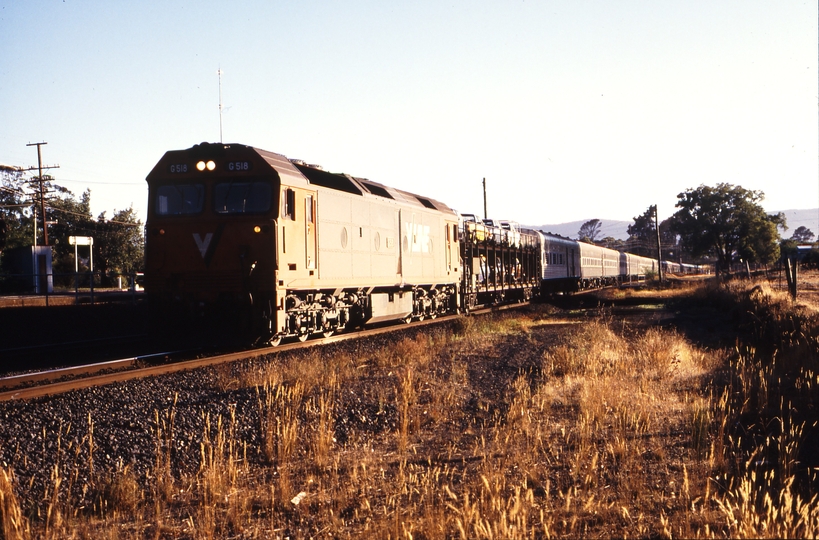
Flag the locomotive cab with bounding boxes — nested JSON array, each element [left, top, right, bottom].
[[146, 143, 312, 341]]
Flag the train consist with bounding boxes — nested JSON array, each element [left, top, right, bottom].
[[145, 143, 705, 345]]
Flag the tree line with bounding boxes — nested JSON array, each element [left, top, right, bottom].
[[578, 183, 816, 274], [0, 166, 144, 288], [0, 168, 813, 286]]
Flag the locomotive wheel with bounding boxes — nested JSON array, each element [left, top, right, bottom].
[[267, 335, 282, 347], [298, 332, 309, 343], [322, 329, 334, 338]]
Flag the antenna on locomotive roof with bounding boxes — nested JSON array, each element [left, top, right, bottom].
[[217, 67, 224, 143]]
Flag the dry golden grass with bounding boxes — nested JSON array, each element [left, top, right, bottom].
[[2, 280, 818, 538]]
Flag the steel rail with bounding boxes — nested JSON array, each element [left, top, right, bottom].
[[0, 293, 662, 402], [0, 350, 191, 390], [0, 312, 472, 402], [0, 297, 671, 403]]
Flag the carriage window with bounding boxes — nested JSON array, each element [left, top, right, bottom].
[[155, 183, 204, 215], [214, 180, 272, 214]]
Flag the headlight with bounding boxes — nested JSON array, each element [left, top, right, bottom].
[[196, 160, 217, 171]]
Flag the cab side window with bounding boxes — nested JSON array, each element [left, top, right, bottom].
[[282, 188, 296, 220]]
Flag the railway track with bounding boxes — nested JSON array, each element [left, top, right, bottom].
[[0, 295, 674, 403], [0, 349, 192, 391], [0, 312, 468, 402]]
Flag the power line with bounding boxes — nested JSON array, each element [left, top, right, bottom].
[[47, 206, 141, 226], [0, 185, 25, 195], [57, 178, 144, 186]]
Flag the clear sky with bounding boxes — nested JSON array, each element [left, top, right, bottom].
[[1, 1, 817, 228]]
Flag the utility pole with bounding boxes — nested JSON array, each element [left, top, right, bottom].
[[653, 204, 663, 284], [25, 142, 59, 246], [482, 177, 487, 219]]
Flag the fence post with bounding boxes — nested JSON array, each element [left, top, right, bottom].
[[784, 257, 797, 300]]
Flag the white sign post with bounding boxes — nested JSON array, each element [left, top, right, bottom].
[[69, 236, 94, 301]]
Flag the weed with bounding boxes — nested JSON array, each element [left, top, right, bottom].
[[0, 467, 28, 540], [6, 278, 819, 537]]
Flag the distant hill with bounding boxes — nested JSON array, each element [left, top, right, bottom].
[[525, 219, 632, 241], [777, 209, 819, 240], [528, 208, 819, 242]]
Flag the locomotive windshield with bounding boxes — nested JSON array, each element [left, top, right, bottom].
[[214, 179, 273, 214], [155, 183, 204, 215]]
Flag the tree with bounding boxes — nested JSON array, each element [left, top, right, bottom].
[[46, 190, 145, 286], [599, 236, 625, 251], [94, 207, 144, 281], [739, 215, 781, 266], [0, 165, 33, 251], [671, 183, 784, 273], [0, 173, 145, 287], [791, 226, 815, 244], [48, 188, 96, 283], [627, 207, 683, 260], [627, 207, 657, 257], [578, 219, 602, 243], [780, 238, 799, 260], [658, 217, 684, 262]]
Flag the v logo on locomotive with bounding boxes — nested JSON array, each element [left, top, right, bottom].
[[193, 233, 213, 259]]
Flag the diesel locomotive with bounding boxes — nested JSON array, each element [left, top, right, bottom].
[[145, 142, 703, 345], [146, 143, 466, 345]]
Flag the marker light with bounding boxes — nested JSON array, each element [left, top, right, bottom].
[[206, 160, 216, 171], [159, 229, 165, 235], [196, 161, 206, 171], [254, 226, 262, 233]]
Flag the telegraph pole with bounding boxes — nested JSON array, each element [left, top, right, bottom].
[[25, 142, 59, 246], [653, 204, 664, 284], [482, 177, 487, 219]]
